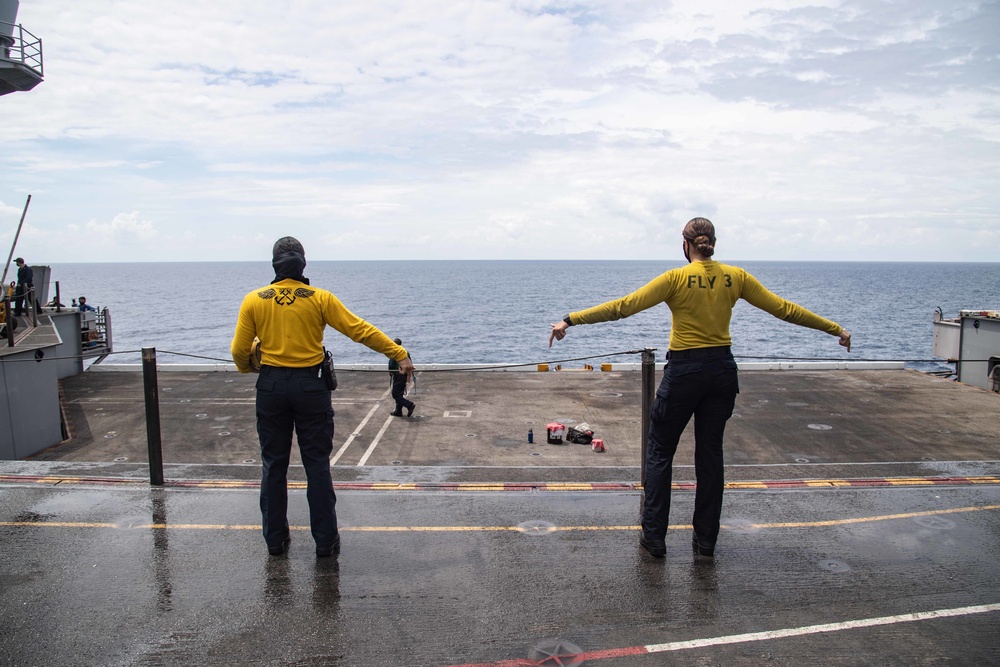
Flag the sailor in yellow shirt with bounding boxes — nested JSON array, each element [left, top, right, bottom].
[[549, 218, 851, 560], [231, 236, 413, 558]]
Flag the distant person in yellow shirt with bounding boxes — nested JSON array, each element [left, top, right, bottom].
[[549, 218, 851, 560], [231, 237, 413, 557], [1, 282, 17, 336]]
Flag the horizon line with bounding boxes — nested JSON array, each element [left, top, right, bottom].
[[28, 258, 1000, 266]]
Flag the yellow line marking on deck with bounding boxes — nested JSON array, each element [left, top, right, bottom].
[[3, 504, 999, 533], [886, 477, 936, 485], [725, 481, 769, 489], [3, 475, 998, 491], [756, 503, 1000, 529]]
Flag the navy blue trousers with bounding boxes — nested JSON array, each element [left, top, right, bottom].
[[13, 283, 31, 316], [256, 364, 338, 551], [391, 377, 414, 413], [642, 347, 739, 546]]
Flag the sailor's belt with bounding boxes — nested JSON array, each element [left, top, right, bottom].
[[666, 346, 732, 360]]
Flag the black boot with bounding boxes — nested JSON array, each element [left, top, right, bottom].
[[406, 403, 415, 417]]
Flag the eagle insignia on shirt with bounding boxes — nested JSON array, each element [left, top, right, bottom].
[[257, 287, 313, 306]]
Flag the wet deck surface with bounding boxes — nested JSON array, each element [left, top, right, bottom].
[[2, 368, 999, 665], [2, 482, 999, 666]]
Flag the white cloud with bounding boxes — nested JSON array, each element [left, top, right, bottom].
[[16, 157, 129, 173], [79, 211, 158, 241], [0, 200, 24, 220]]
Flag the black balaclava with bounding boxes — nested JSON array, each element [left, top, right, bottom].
[[271, 236, 308, 284]]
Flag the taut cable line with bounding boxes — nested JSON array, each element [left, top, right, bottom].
[[0, 347, 988, 366], [153, 348, 652, 372]]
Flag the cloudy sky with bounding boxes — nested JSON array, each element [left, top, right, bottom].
[[2, 0, 998, 263]]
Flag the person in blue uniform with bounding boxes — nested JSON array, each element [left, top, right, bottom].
[[13, 258, 33, 316], [388, 338, 415, 417]]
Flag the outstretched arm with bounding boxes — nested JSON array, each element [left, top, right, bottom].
[[324, 293, 409, 359], [324, 293, 414, 378], [549, 271, 678, 347], [741, 272, 850, 350], [741, 273, 841, 333]]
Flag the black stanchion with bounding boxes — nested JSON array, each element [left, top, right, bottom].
[[640, 348, 656, 509], [3, 298, 13, 347], [103, 308, 113, 354], [142, 347, 165, 486], [29, 287, 38, 327]]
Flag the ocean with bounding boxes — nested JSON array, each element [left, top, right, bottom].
[[40, 261, 998, 371]]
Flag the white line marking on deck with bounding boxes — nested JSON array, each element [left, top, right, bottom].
[[330, 400, 385, 466], [356, 415, 395, 466], [644, 602, 1000, 654], [444, 602, 1000, 666]]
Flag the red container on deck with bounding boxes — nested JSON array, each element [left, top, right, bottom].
[[546, 422, 566, 444], [591, 439, 605, 453]]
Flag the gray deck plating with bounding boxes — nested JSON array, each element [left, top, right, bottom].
[[38, 367, 1000, 482]]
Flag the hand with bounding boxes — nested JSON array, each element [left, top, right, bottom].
[[838, 329, 852, 352], [549, 321, 568, 348], [398, 356, 414, 381]]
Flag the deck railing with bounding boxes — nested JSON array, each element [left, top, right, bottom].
[[0, 20, 44, 76], [81, 308, 114, 361], [1, 296, 12, 345]]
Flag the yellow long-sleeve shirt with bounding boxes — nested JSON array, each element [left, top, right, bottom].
[[230, 279, 407, 372], [570, 261, 842, 350]]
